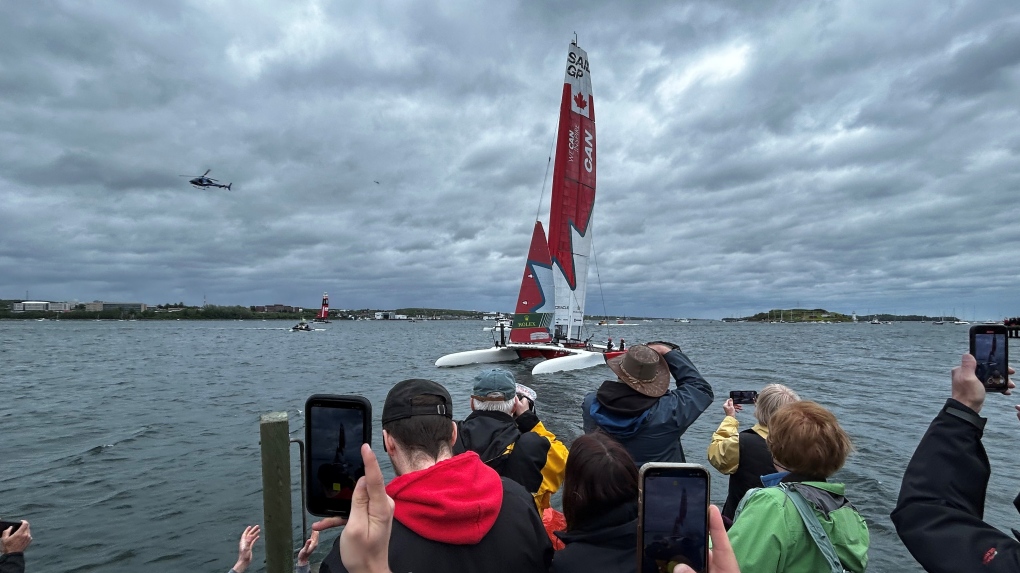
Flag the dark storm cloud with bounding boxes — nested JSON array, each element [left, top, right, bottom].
[[2, 0, 1019, 319]]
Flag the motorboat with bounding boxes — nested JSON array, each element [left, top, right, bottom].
[[292, 322, 313, 331]]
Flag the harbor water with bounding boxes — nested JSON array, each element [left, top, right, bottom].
[[3, 319, 1019, 572]]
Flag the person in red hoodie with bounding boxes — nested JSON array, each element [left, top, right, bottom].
[[316, 378, 553, 573]]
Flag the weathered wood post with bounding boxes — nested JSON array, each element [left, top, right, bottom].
[[260, 411, 293, 573]]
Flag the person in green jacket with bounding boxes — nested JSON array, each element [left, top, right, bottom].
[[728, 401, 869, 573]]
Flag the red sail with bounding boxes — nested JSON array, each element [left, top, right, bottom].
[[509, 222, 555, 344], [548, 43, 596, 340], [317, 293, 329, 320]]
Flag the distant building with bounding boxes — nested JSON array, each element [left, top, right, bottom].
[[11, 301, 72, 312], [84, 301, 147, 312], [374, 311, 408, 320], [254, 304, 299, 313]]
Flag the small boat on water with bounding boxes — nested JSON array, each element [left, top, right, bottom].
[[482, 313, 514, 332], [292, 322, 313, 332]]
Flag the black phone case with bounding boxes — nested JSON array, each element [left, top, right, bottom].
[[303, 394, 373, 517], [969, 325, 1009, 392]]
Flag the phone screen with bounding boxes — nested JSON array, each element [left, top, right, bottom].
[[639, 465, 710, 573], [305, 395, 371, 517], [729, 390, 758, 405], [971, 327, 1008, 391]]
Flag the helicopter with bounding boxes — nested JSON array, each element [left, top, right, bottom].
[[179, 169, 232, 190]]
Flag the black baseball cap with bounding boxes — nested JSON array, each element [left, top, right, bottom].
[[381, 379, 454, 425]]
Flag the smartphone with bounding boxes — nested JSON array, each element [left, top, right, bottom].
[[304, 395, 372, 517], [638, 463, 710, 573], [969, 325, 1009, 392], [729, 390, 758, 405], [0, 520, 22, 534]]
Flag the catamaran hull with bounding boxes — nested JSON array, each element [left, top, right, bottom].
[[531, 350, 607, 374], [436, 343, 624, 375], [435, 347, 520, 367]]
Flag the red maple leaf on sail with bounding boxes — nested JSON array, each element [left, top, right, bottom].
[[573, 92, 587, 109]]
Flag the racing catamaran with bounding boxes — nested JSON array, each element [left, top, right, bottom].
[[313, 292, 331, 323], [436, 41, 623, 375]]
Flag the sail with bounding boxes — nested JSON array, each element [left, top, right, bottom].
[[318, 292, 329, 320], [548, 43, 596, 341], [510, 222, 555, 344]]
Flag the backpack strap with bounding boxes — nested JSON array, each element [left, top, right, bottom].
[[778, 484, 851, 573], [732, 487, 762, 521]]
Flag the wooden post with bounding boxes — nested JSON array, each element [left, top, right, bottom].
[[260, 412, 293, 573]]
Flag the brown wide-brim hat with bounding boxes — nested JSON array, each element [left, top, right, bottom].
[[606, 344, 670, 397]]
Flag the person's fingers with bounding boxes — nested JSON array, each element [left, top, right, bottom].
[[673, 565, 695, 573], [312, 516, 348, 531], [1, 526, 11, 540], [361, 444, 387, 502], [1009, 365, 1016, 376], [708, 505, 731, 552], [310, 529, 320, 547], [960, 353, 978, 371]]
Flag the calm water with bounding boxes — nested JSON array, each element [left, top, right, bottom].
[[3, 319, 1018, 572]]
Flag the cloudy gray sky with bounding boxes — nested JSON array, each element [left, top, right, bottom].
[[2, 0, 1019, 319]]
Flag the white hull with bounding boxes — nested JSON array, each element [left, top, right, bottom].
[[530, 350, 607, 375], [435, 347, 520, 367]]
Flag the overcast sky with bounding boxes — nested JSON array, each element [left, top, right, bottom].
[[2, 1, 1019, 319]]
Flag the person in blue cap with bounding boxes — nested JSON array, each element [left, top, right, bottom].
[[453, 368, 568, 512]]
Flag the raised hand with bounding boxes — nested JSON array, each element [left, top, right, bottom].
[[233, 524, 260, 573], [339, 444, 395, 573], [674, 506, 741, 573]]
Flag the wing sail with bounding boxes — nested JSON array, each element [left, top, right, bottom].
[[548, 43, 596, 341]]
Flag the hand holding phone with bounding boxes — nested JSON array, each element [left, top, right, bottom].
[[969, 325, 1009, 393], [305, 395, 373, 517], [638, 463, 710, 573], [0, 520, 23, 534]]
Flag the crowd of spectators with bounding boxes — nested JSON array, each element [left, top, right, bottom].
[[6, 340, 1017, 573]]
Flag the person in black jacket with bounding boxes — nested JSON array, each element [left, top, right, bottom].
[[315, 378, 552, 573], [551, 432, 639, 573], [454, 369, 568, 511], [892, 353, 1019, 572]]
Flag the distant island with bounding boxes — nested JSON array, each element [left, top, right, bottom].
[[723, 309, 958, 323]]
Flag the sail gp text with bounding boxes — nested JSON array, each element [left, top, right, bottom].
[[567, 51, 590, 78]]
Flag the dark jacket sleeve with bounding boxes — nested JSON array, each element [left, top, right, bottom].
[[0, 553, 25, 573], [891, 398, 1020, 572], [662, 349, 714, 430]]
